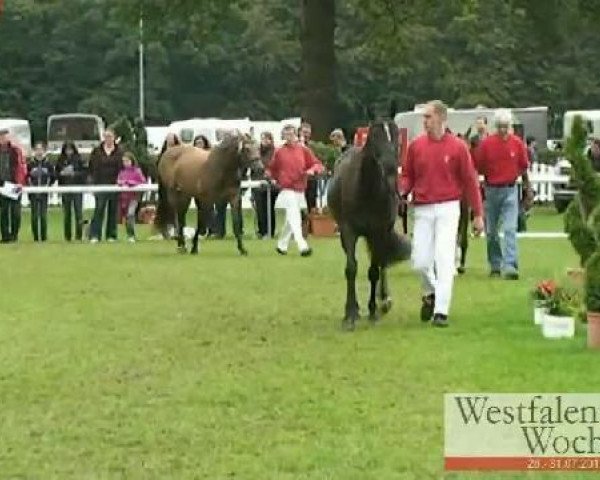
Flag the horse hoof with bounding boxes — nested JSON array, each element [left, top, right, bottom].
[[369, 311, 380, 323], [380, 298, 393, 315], [457, 266, 465, 274], [190, 249, 198, 255], [342, 319, 356, 331], [239, 249, 248, 256], [177, 246, 187, 254]]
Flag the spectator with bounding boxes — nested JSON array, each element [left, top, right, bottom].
[[0, 128, 20, 243], [588, 138, 600, 172], [193, 135, 210, 150], [526, 136, 538, 163], [266, 124, 324, 257], [330, 128, 350, 154], [117, 151, 146, 243], [159, 132, 181, 157], [57, 141, 85, 241], [10, 142, 27, 242], [27, 142, 55, 242], [252, 131, 277, 238], [88, 128, 123, 243]]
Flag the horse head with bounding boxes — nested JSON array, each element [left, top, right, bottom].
[[234, 133, 262, 173], [363, 100, 400, 194]]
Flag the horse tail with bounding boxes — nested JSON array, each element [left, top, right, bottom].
[[153, 177, 169, 234], [366, 228, 411, 267], [153, 163, 175, 236]]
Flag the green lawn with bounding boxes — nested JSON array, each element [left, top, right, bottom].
[[0, 206, 594, 479]]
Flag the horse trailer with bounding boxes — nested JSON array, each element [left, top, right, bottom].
[[394, 106, 548, 146]]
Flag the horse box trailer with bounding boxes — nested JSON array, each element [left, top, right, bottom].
[[395, 106, 548, 146]]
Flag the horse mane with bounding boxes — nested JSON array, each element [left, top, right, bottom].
[[202, 134, 246, 187]]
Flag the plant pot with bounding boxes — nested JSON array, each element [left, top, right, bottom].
[[542, 313, 575, 339], [533, 300, 547, 325], [587, 311, 600, 349], [566, 267, 584, 285], [309, 212, 337, 237]]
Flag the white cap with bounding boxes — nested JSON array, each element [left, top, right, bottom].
[[494, 108, 513, 126]]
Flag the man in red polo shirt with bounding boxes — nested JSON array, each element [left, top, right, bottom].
[[266, 124, 324, 256], [400, 100, 484, 328], [475, 109, 530, 280]]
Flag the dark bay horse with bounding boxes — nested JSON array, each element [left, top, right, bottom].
[[155, 133, 261, 255], [327, 103, 412, 330]]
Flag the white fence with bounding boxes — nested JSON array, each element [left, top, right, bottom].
[[15, 161, 570, 209], [524, 162, 570, 202], [19, 180, 266, 210]]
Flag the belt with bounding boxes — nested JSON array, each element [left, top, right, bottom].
[[486, 182, 516, 188]]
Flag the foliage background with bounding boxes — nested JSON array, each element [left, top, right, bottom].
[[0, 0, 599, 141]]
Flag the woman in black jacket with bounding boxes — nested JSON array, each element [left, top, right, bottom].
[[28, 142, 55, 242], [56, 141, 86, 241]]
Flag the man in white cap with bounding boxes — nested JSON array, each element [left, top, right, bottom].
[[474, 109, 530, 280]]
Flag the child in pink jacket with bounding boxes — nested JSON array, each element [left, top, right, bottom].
[[117, 152, 146, 242]]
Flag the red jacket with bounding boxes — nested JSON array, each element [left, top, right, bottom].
[[266, 142, 324, 192], [474, 133, 529, 185], [399, 133, 483, 216]]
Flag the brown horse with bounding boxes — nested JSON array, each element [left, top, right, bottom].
[[155, 133, 261, 255]]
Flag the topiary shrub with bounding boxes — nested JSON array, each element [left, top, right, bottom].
[[585, 252, 600, 313], [564, 115, 600, 266], [564, 196, 597, 266]]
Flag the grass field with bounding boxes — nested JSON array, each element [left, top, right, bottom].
[[0, 206, 595, 479]]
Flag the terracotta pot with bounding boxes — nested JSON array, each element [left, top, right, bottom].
[[587, 311, 600, 349], [566, 268, 584, 285], [309, 212, 337, 237]]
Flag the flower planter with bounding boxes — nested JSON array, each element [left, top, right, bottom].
[[309, 212, 337, 237], [533, 300, 547, 325], [542, 313, 575, 339], [587, 311, 600, 349], [566, 267, 584, 285]]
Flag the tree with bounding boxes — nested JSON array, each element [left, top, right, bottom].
[[299, 0, 336, 141]]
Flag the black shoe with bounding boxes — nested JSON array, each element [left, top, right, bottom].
[[489, 270, 501, 278], [300, 247, 313, 257], [276, 247, 287, 256], [503, 271, 519, 280], [420, 294, 435, 322], [432, 313, 449, 328]]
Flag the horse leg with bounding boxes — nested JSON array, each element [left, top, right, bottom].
[[379, 266, 392, 314], [341, 227, 359, 330], [368, 260, 380, 322], [400, 201, 409, 235], [175, 197, 188, 254], [230, 194, 247, 256], [190, 197, 205, 255]]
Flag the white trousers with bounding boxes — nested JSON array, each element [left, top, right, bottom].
[[276, 189, 309, 252], [411, 200, 461, 316]]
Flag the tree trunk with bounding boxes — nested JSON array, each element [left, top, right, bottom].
[[300, 0, 336, 142]]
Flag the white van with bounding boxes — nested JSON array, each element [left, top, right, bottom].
[[0, 118, 32, 157], [145, 126, 169, 156], [46, 113, 105, 157], [168, 118, 253, 147]]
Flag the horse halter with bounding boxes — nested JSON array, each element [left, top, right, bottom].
[[383, 122, 392, 142]]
